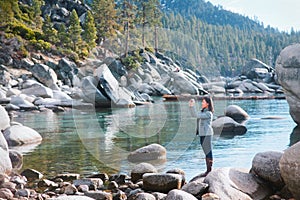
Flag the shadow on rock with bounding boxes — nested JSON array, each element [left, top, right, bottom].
[[289, 125, 300, 147]]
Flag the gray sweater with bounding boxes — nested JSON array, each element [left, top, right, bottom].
[[190, 107, 214, 136]]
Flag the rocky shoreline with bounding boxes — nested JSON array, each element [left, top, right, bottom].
[[0, 141, 299, 200], [1, 31, 300, 199]]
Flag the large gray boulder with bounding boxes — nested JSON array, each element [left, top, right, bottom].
[[276, 43, 300, 125], [21, 83, 54, 98], [170, 71, 199, 95], [0, 105, 10, 131], [94, 64, 135, 107], [204, 168, 273, 200], [279, 141, 300, 199], [81, 76, 110, 106], [3, 124, 42, 146], [250, 151, 284, 189], [30, 63, 59, 90]]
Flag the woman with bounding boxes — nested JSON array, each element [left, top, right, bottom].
[[189, 96, 214, 177]]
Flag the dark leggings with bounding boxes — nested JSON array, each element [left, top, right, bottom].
[[200, 136, 213, 159]]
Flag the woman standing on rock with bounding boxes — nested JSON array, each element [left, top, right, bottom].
[[189, 96, 214, 177]]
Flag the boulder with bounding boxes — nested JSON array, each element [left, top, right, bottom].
[[10, 95, 37, 110], [81, 76, 110, 106], [131, 162, 158, 183], [170, 71, 199, 95], [149, 82, 172, 95], [0, 132, 12, 174], [212, 116, 247, 137], [250, 151, 284, 189], [143, 173, 183, 193], [3, 124, 42, 146], [95, 64, 135, 107], [22, 83, 54, 98], [166, 189, 198, 200], [84, 191, 112, 200], [0, 188, 14, 200], [275, 43, 300, 125], [9, 150, 23, 170], [50, 196, 95, 200], [73, 178, 103, 190], [128, 143, 166, 162], [21, 168, 43, 181], [204, 168, 273, 200], [0, 105, 10, 131], [181, 179, 209, 199], [279, 141, 300, 199], [0, 70, 11, 86], [57, 57, 79, 87], [224, 105, 249, 122], [30, 63, 59, 90], [290, 125, 300, 146], [134, 193, 156, 200]]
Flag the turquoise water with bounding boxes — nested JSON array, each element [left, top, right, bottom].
[[14, 98, 297, 181]]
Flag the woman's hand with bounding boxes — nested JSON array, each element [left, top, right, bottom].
[[189, 99, 195, 107]]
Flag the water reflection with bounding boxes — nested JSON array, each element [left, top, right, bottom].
[[17, 99, 296, 180], [290, 126, 300, 146]]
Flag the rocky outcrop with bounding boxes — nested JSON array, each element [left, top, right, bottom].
[[204, 168, 273, 200], [242, 58, 275, 83], [276, 43, 300, 125]]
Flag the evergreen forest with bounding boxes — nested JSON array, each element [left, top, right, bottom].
[[1, 0, 300, 77]]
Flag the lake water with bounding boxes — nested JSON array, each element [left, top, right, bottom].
[[14, 98, 298, 181]]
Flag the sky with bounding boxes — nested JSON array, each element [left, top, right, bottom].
[[207, 0, 300, 32]]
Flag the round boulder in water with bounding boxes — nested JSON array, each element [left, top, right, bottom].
[[128, 143, 166, 163], [225, 105, 249, 122]]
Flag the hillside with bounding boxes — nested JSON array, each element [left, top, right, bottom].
[[1, 0, 300, 77], [161, 0, 265, 32]]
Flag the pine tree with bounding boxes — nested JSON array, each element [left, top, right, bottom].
[[92, 0, 118, 44], [68, 9, 83, 52], [0, 0, 17, 27], [42, 15, 58, 44], [118, 0, 137, 57], [82, 11, 97, 51], [32, 0, 44, 29], [57, 23, 71, 49], [135, 0, 162, 49]]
